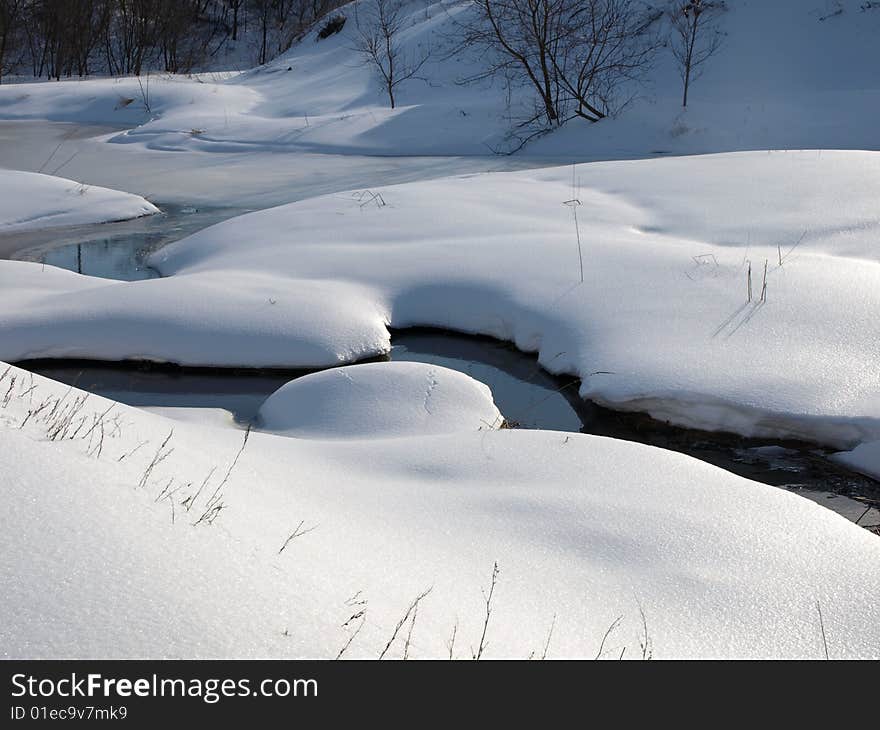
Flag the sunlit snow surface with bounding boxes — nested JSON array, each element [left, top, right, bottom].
[[0, 0, 879, 659]]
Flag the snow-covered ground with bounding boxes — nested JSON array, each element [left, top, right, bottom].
[[0, 169, 157, 232], [1, 151, 877, 452], [1, 364, 878, 659], [0, 1, 878, 659]]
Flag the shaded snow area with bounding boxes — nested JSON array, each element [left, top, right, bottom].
[[1, 365, 879, 659], [258, 362, 503, 439], [0, 1, 876, 158], [0, 169, 157, 232]]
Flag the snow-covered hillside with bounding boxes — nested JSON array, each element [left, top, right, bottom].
[[0, 1, 876, 157]]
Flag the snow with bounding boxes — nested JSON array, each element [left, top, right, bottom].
[[1, 363, 879, 659], [148, 150, 880, 449], [0, 2, 876, 158], [0, 169, 157, 232], [0, 151, 876, 450], [0, 1, 878, 661], [139, 406, 236, 429], [835, 441, 880, 481], [258, 362, 503, 439]]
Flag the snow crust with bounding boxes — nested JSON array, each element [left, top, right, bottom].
[[258, 362, 502, 439]]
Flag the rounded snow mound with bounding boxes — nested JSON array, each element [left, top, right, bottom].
[[258, 362, 502, 440], [0, 170, 159, 232]]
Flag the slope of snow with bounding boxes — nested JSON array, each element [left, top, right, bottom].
[[1, 362, 878, 659], [0, 73, 253, 130], [0, 169, 157, 231], [0, 1, 875, 157], [258, 362, 502, 439], [531, 0, 880, 157], [0, 151, 876, 448]]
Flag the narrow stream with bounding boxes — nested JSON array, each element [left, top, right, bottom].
[[3, 204, 249, 280], [3, 209, 879, 531]]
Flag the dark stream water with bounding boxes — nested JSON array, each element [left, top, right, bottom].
[[3, 209, 879, 530]]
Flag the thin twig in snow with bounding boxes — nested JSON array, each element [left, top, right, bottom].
[[595, 616, 623, 659], [475, 561, 499, 660], [816, 601, 829, 659], [378, 587, 432, 659], [278, 520, 319, 554]]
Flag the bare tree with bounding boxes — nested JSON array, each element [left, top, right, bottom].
[[353, 0, 430, 109], [0, 0, 24, 83], [465, 0, 660, 131], [0, 0, 348, 79], [225, 0, 245, 41], [551, 0, 660, 122], [669, 0, 725, 108], [472, 0, 562, 124]]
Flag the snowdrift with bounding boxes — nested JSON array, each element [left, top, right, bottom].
[[0, 169, 157, 231], [258, 362, 503, 439]]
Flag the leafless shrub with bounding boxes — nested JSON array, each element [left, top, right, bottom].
[[353, 0, 430, 109], [87, 416, 106, 457], [336, 594, 368, 660], [446, 618, 459, 659], [182, 466, 217, 512], [117, 440, 148, 462], [541, 613, 556, 659], [2, 373, 18, 407], [402, 595, 423, 660], [215, 423, 251, 494], [354, 189, 386, 208], [637, 602, 652, 660], [46, 393, 90, 441], [378, 586, 432, 659], [474, 560, 499, 659], [816, 600, 830, 659], [278, 519, 319, 553], [137, 428, 175, 490], [564, 163, 584, 282], [460, 0, 660, 146], [760, 258, 768, 303], [18, 397, 53, 429], [747, 259, 752, 302], [136, 70, 152, 114], [594, 615, 623, 659], [192, 487, 227, 526], [80, 403, 116, 446], [669, 0, 726, 107]]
